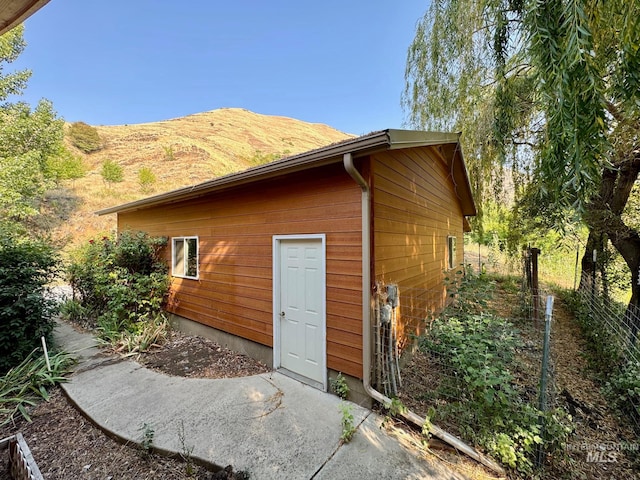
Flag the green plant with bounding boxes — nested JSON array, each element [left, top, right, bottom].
[[0, 233, 60, 373], [246, 149, 291, 166], [59, 299, 86, 324], [419, 274, 573, 473], [139, 422, 155, 457], [338, 402, 356, 443], [45, 149, 86, 183], [138, 167, 156, 193], [330, 372, 349, 400], [421, 406, 435, 441], [163, 145, 175, 162], [67, 231, 170, 352], [68, 121, 102, 153], [101, 159, 124, 186], [381, 397, 408, 430], [603, 361, 640, 427], [0, 350, 72, 426]]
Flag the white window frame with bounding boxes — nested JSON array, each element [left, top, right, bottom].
[[171, 236, 199, 279], [447, 235, 457, 270]]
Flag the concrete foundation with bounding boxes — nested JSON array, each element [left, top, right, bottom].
[[168, 314, 273, 368], [168, 313, 373, 407]]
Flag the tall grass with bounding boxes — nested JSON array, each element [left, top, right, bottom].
[[0, 350, 72, 427]]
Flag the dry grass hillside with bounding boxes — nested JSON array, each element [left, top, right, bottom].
[[53, 108, 352, 249]]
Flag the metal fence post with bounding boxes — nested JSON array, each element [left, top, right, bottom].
[[531, 248, 540, 323], [537, 295, 554, 468]]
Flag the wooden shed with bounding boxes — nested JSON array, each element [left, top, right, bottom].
[[97, 129, 476, 400]]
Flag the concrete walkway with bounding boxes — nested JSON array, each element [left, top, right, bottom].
[[53, 321, 467, 480]]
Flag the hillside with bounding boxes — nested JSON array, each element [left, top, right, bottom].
[[53, 108, 353, 248]]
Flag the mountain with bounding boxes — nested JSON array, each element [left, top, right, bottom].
[[52, 108, 353, 249]]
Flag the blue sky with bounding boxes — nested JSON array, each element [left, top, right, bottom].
[[10, 1, 429, 136]]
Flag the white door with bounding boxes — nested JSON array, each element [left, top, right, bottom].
[[274, 236, 326, 389]]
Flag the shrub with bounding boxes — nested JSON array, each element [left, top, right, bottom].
[[66, 231, 170, 352], [101, 159, 124, 185], [68, 121, 102, 153], [45, 149, 86, 183], [138, 167, 156, 193], [0, 232, 59, 373]]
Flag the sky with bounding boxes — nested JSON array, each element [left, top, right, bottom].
[[9, 1, 429, 136]]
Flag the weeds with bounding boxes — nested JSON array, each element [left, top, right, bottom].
[[139, 422, 155, 458], [0, 350, 72, 427], [381, 397, 407, 429], [330, 372, 349, 400], [338, 402, 356, 443], [419, 273, 573, 474]]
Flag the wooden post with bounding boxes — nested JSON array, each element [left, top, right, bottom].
[[531, 248, 540, 322]]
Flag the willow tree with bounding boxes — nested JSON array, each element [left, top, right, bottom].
[[404, 0, 640, 319]]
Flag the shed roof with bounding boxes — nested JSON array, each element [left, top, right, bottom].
[[97, 129, 477, 217], [0, 0, 50, 35]]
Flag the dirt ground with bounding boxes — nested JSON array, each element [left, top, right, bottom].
[[0, 330, 268, 480]]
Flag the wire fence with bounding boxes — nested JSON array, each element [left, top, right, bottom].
[[371, 262, 562, 473], [372, 248, 640, 474], [572, 272, 640, 435], [575, 273, 640, 365]]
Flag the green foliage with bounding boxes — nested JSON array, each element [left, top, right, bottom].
[[0, 350, 72, 426], [330, 372, 349, 400], [66, 231, 170, 352], [163, 145, 175, 162], [603, 361, 640, 426], [421, 274, 573, 473], [0, 26, 31, 100], [0, 100, 66, 220], [139, 422, 155, 457], [561, 289, 640, 429], [0, 233, 60, 373], [246, 149, 291, 166], [560, 289, 621, 371], [338, 402, 356, 443], [68, 121, 102, 153], [100, 159, 124, 185], [45, 148, 86, 183], [381, 397, 408, 430], [138, 166, 156, 193], [405, 0, 640, 320]]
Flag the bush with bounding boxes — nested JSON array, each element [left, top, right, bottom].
[[66, 231, 170, 352], [138, 167, 156, 193], [0, 233, 59, 373], [101, 159, 124, 185], [68, 121, 102, 153], [45, 149, 86, 182]]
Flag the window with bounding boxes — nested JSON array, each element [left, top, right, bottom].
[[447, 235, 457, 270], [172, 237, 198, 279]]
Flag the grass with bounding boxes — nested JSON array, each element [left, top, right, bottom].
[[0, 350, 73, 427]]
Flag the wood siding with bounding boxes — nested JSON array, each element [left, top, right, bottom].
[[117, 163, 364, 378], [372, 147, 465, 345]]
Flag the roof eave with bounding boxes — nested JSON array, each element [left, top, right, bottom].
[[0, 0, 50, 35], [96, 129, 470, 216]]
